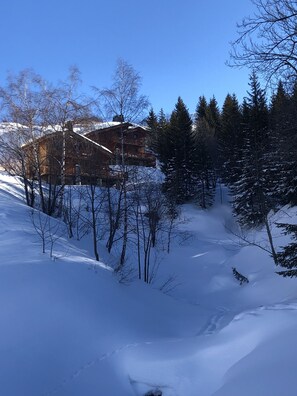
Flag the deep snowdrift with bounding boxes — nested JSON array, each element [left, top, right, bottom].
[[0, 172, 297, 396]]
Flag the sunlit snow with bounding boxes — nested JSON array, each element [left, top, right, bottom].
[[0, 172, 297, 396]]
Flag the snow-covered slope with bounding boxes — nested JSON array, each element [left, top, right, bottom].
[[1, 172, 297, 396]]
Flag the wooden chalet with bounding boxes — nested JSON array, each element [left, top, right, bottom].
[[85, 122, 156, 167], [23, 129, 117, 185], [22, 121, 156, 186]]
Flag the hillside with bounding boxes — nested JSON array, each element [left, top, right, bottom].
[[1, 172, 297, 396]]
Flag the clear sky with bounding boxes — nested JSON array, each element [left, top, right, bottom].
[[0, 0, 255, 115]]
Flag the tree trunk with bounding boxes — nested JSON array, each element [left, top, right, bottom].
[[264, 216, 278, 265]]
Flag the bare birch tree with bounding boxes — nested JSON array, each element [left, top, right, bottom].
[[96, 59, 150, 269], [0, 67, 92, 216], [0, 70, 51, 209], [130, 170, 180, 283]]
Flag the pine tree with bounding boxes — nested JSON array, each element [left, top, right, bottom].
[[268, 81, 292, 206], [146, 108, 170, 169], [219, 93, 243, 185], [207, 96, 221, 136], [207, 96, 221, 181], [233, 72, 274, 227], [146, 108, 159, 151], [270, 81, 290, 129], [281, 82, 297, 206], [196, 95, 208, 119], [276, 223, 297, 277], [163, 97, 196, 203], [232, 73, 278, 263], [193, 97, 217, 208], [156, 109, 170, 167]]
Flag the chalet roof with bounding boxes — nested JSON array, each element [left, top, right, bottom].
[[0, 121, 147, 154], [88, 121, 124, 130], [0, 121, 148, 138], [21, 128, 112, 156], [74, 130, 112, 155], [83, 121, 148, 135]]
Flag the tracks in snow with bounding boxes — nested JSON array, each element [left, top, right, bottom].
[[42, 307, 236, 396], [41, 340, 155, 396], [197, 306, 234, 336]]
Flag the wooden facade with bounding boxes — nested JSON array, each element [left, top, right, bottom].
[[23, 122, 156, 186], [23, 129, 116, 185], [85, 122, 156, 167]]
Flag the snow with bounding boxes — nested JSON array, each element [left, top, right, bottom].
[[80, 121, 146, 132], [1, 172, 297, 395], [0, 122, 25, 134], [0, 122, 112, 155], [71, 129, 112, 154]]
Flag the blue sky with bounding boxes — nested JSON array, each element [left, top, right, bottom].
[[0, 0, 255, 115]]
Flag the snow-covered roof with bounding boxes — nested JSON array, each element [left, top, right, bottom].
[[0, 121, 148, 137], [83, 121, 148, 134], [90, 121, 123, 130], [0, 122, 112, 154], [71, 130, 112, 155]]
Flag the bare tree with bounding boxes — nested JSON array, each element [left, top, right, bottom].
[[72, 187, 90, 241], [129, 170, 180, 283], [0, 70, 51, 209], [30, 208, 65, 257], [62, 185, 75, 238], [30, 209, 49, 254], [75, 184, 105, 262], [0, 68, 92, 216], [98, 58, 150, 123], [96, 59, 150, 269], [230, 0, 297, 85], [104, 182, 124, 253], [42, 66, 92, 213], [0, 124, 35, 207]]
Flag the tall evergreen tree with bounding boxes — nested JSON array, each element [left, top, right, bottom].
[[156, 109, 170, 167], [163, 97, 196, 203], [146, 108, 159, 151], [268, 81, 292, 205], [146, 108, 170, 167], [196, 95, 208, 119], [193, 97, 217, 208], [233, 71, 272, 226], [276, 223, 297, 277], [269, 81, 290, 129], [281, 82, 297, 205], [207, 96, 221, 181], [232, 72, 278, 263], [207, 96, 221, 136], [219, 93, 243, 185]]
